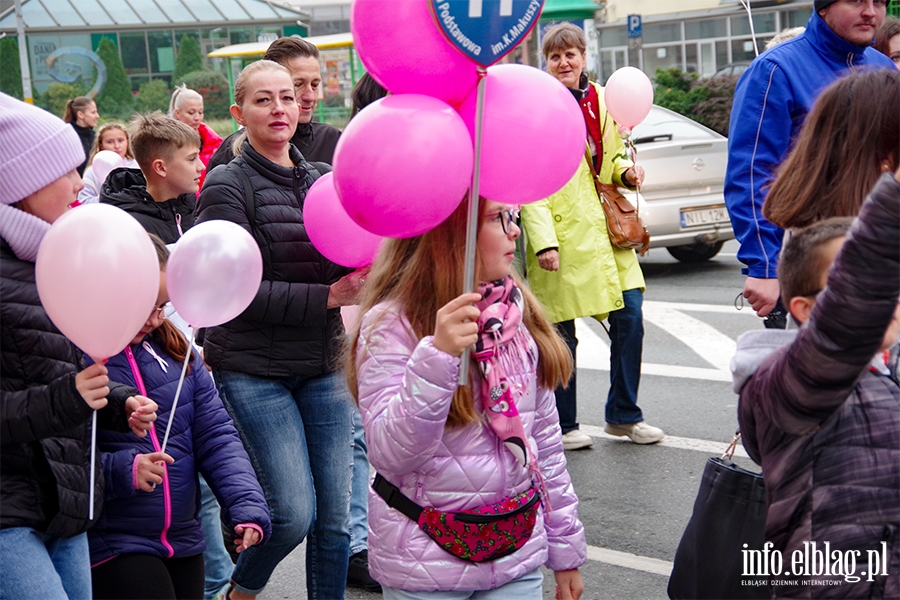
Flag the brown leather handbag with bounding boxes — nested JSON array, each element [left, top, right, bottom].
[[585, 149, 650, 255]]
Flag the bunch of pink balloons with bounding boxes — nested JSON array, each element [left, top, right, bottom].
[[317, 0, 585, 248]]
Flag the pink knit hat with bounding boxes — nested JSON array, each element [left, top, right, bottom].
[[0, 92, 85, 205]]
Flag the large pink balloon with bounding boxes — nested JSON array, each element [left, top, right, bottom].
[[333, 94, 473, 238], [36, 204, 159, 360], [91, 150, 125, 184], [166, 221, 263, 328], [304, 172, 382, 268], [352, 0, 478, 106], [457, 64, 585, 204], [604, 67, 654, 130]]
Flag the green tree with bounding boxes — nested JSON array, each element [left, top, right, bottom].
[[136, 79, 171, 113], [94, 37, 133, 117], [0, 37, 23, 100], [172, 35, 204, 84], [44, 82, 85, 117], [653, 68, 708, 118], [175, 70, 230, 120]]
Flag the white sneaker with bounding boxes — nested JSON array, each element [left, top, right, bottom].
[[604, 421, 665, 444], [561, 429, 593, 450]]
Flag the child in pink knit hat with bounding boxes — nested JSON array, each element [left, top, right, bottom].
[[0, 92, 157, 599]]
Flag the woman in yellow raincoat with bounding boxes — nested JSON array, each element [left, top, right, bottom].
[[521, 23, 664, 450]]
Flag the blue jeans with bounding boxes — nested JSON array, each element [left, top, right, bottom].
[[382, 569, 543, 599], [198, 475, 233, 599], [215, 369, 353, 599], [554, 288, 644, 431], [349, 406, 369, 556], [605, 288, 644, 425], [0, 528, 91, 600]]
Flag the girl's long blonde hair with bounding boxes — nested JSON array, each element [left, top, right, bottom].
[[87, 122, 134, 164], [345, 199, 572, 428]]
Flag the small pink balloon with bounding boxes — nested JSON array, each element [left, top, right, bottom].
[[457, 64, 585, 204], [604, 67, 654, 130], [333, 94, 473, 238], [91, 150, 125, 184], [36, 204, 159, 360], [166, 221, 263, 328], [352, 0, 479, 106], [303, 172, 382, 268]]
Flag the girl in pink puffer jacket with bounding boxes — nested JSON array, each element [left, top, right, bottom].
[[347, 199, 587, 600]]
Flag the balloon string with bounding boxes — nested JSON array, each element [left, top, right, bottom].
[[160, 328, 195, 455]]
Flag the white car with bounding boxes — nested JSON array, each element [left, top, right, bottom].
[[626, 105, 733, 262]]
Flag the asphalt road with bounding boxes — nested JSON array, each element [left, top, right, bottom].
[[259, 240, 765, 600]]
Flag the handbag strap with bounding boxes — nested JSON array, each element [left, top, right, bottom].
[[372, 473, 423, 522], [723, 430, 741, 459]]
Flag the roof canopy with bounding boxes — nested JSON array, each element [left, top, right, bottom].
[[0, 0, 308, 31], [208, 31, 352, 57], [540, 0, 599, 21]]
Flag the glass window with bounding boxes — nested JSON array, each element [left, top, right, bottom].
[[154, 0, 195, 23], [686, 44, 698, 74], [130, 0, 167, 23], [20, 0, 56, 28], [120, 32, 149, 75], [185, 0, 222, 21], [731, 38, 760, 62], [47, 1, 83, 26], [75, 0, 114, 25], [732, 12, 777, 36], [209, 0, 251, 20], [643, 22, 681, 43], [786, 9, 812, 28], [148, 31, 175, 73], [684, 18, 727, 40], [599, 27, 627, 47], [230, 28, 254, 45], [716, 41, 729, 70], [642, 44, 683, 74], [256, 26, 282, 43], [130, 75, 149, 93], [103, 0, 142, 25]]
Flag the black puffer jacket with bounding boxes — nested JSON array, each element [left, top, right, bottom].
[[101, 168, 195, 244], [195, 141, 351, 377], [0, 239, 135, 537]]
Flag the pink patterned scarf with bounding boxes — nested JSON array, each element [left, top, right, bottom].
[[474, 278, 542, 487]]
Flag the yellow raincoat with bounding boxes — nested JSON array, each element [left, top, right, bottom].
[[521, 82, 644, 324]]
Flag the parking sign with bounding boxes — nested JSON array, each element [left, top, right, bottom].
[[627, 14, 642, 39]]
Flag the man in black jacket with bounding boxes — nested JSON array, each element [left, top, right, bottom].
[[207, 37, 342, 172]]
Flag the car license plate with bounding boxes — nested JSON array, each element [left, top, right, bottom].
[[680, 205, 729, 228]]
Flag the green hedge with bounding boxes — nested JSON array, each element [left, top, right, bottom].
[[0, 38, 23, 100], [174, 70, 230, 120], [653, 68, 737, 136], [136, 79, 171, 113]]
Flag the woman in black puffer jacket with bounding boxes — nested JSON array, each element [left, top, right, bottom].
[[195, 60, 363, 600], [0, 93, 157, 599]]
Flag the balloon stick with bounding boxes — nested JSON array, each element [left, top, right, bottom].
[[160, 329, 195, 455], [89, 409, 97, 520], [459, 67, 488, 387]]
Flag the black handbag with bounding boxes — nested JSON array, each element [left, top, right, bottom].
[[668, 433, 770, 599]]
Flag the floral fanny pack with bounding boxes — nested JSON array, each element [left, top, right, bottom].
[[372, 473, 540, 563]]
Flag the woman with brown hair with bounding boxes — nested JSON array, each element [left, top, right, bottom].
[[348, 198, 586, 599], [63, 96, 100, 176], [764, 69, 900, 230], [875, 15, 900, 68]]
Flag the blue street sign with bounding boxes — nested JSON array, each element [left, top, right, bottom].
[[430, 0, 545, 67], [627, 14, 642, 39]]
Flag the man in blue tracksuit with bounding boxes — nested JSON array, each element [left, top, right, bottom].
[[724, 0, 893, 327]]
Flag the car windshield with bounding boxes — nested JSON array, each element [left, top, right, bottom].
[[631, 107, 720, 144]]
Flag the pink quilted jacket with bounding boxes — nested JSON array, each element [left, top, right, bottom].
[[356, 302, 587, 592]]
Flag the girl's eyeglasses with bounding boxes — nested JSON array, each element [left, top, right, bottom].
[[485, 208, 520, 235], [153, 303, 177, 320]]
